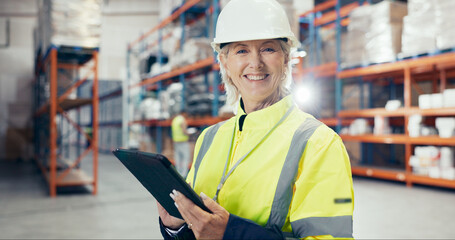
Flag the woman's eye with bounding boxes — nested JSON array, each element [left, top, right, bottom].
[[263, 48, 276, 52], [236, 49, 247, 54]]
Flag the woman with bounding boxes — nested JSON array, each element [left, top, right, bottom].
[[158, 0, 354, 239]]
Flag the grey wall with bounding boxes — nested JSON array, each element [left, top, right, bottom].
[[0, 0, 159, 160]]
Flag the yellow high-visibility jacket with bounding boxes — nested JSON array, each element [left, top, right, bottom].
[[186, 96, 354, 238]]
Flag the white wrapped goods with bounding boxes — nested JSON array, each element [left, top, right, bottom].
[[38, 0, 102, 50], [434, 0, 455, 50], [365, 0, 407, 64]]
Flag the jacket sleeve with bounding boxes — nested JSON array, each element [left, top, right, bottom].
[[222, 214, 284, 240], [289, 127, 354, 239], [159, 217, 195, 240]]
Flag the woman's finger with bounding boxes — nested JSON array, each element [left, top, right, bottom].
[[175, 190, 210, 219], [170, 190, 194, 226], [172, 190, 212, 231]]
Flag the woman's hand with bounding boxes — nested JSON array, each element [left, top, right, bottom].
[[156, 201, 185, 229], [171, 190, 229, 239]]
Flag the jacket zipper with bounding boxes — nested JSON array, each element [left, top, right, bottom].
[[229, 129, 242, 169]]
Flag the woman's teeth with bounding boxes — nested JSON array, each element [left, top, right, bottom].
[[246, 75, 267, 80]]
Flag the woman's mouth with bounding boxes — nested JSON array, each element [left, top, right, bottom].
[[244, 74, 269, 81]]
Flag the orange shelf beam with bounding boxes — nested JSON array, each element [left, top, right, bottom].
[[338, 107, 455, 118], [324, 18, 350, 29], [408, 174, 455, 189], [187, 117, 228, 126], [299, 62, 337, 79], [341, 134, 455, 146], [45, 170, 94, 187], [146, 31, 173, 50], [351, 166, 407, 182], [352, 166, 455, 189], [130, 116, 229, 127], [132, 57, 215, 88], [408, 136, 455, 146], [338, 52, 455, 79], [338, 108, 408, 118], [300, 0, 336, 17], [340, 134, 409, 144], [313, 2, 360, 27], [407, 107, 455, 117], [319, 118, 353, 126]]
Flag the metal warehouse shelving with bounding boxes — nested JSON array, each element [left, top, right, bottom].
[[124, 0, 222, 154], [337, 52, 455, 188], [33, 46, 99, 197], [137, 57, 216, 89], [300, 0, 455, 189], [298, 0, 367, 127]]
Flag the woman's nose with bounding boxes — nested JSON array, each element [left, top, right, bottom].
[[248, 52, 264, 69]]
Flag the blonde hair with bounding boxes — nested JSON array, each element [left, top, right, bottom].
[[216, 40, 292, 107]]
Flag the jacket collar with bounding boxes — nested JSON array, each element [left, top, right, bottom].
[[236, 95, 294, 130]]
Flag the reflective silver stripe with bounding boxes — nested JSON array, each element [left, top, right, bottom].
[[291, 215, 353, 238], [266, 117, 322, 231], [192, 121, 226, 188]]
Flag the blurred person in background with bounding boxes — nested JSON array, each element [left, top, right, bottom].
[[158, 0, 354, 239], [171, 110, 191, 178]]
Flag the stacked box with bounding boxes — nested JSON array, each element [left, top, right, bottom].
[[318, 28, 337, 65], [37, 0, 102, 51], [401, 0, 436, 56], [365, 0, 407, 64], [342, 5, 372, 68], [410, 146, 455, 180], [434, 0, 455, 50]]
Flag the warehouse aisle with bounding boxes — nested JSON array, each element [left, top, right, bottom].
[[1, 152, 455, 239], [0, 152, 162, 239]]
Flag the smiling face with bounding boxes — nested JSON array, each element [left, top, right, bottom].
[[220, 39, 287, 112]]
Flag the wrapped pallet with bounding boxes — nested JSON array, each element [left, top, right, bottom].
[[401, 0, 437, 56], [342, 5, 372, 68], [38, 0, 102, 51], [319, 28, 336, 65], [365, 0, 407, 64], [434, 0, 455, 50]]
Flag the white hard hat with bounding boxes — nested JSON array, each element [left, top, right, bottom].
[[211, 0, 301, 52]]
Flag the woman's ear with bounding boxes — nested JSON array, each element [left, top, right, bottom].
[[284, 54, 289, 65]]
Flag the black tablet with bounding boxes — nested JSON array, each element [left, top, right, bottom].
[[112, 149, 211, 219]]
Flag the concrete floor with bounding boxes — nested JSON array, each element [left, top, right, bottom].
[[1, 152, 455, 239]]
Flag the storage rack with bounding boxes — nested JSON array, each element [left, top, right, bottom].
[[125, 0, 224, 155], [33, 46, 99, 197], [338, 53, 455, 188], [298, 0, 367, 127], [300, 0, 455, 189]]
